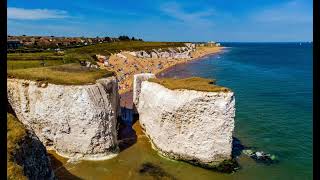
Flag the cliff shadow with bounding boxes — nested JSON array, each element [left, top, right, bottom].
[[232, 137, 247, 158], [7, 98, 16, 116], [48, 153, 83, 180], [118, 106, 139, 152], [118, 90, 140, 151]]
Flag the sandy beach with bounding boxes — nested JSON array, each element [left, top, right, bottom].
[[99, 46, 223, 94]]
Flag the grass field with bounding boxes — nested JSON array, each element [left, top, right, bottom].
[[149, 77, 230, 92], [7, 60, 66, 70], [7, 52, 63, 61], [8, 63, 114, 85]]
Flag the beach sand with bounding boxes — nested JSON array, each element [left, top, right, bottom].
[[99, 46, 223, 94]]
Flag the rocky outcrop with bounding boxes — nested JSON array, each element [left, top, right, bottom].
[[116, 53, 128, 59], [129, 43, 196, 59], [134, 75, 235, 168], [7, 113, 55, 180], [12, 129, 56, 179], [185, 43, 196, 50], [95, 54, 107, 63], [133, 73, 156, 114], [7, 76, 120, 160], [136, 51, 152, 58]]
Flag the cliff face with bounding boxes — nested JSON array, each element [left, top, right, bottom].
[[134, 75, 235, 167], [133, 73, 156, 113], [7, 76, 120, 160], [7, 113, 55, 180], [129, 43, 196, 59]]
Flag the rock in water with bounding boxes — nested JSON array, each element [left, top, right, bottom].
[[7, 77, 120, 160], [250, 151, 277, 164], [135, 75, 235, 168], [242, 149, 278, 165]]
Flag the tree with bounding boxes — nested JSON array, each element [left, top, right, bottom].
[[131, 37, 136, 41], [104, 36, 112, 42], [118, 35, 130, 41]]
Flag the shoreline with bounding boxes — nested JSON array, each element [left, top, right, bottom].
[[119, 47, 225, 108], [155, 48, 225, 79]]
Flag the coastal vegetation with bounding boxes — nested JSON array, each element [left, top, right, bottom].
[[7, 41, 186, 62], [8, 63, 114, 85], [7, 113, 28, 180], [148, 77, 230, 92]]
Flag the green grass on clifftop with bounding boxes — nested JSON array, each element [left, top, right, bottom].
[[7, 60, 66, 70], [7, 52, 63, 61], [148, 77, 230, 92], [8, 63, 114, 85], [7, 113, 28, 180]]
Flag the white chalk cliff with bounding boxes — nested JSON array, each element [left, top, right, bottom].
[[7, 76, 120, 160], [129, 43, 196, 59], [134, 74, 235, 167], [133, 73, 156, 114]]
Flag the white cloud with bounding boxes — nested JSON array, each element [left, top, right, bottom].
[[160, 2, 215, 26], [252, 0, 312, 24], [8, 7, 69, 20]]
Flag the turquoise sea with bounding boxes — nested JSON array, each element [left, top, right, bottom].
[[51, 43, 313, 180]]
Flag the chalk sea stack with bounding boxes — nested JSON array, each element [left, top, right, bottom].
[[7, 76, 120, 160], [134, 73, 235, 168]]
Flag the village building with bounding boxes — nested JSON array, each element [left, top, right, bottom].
[[7, 40, 22, 49]]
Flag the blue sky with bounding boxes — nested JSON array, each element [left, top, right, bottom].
[[7, 0, 313, 42]]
